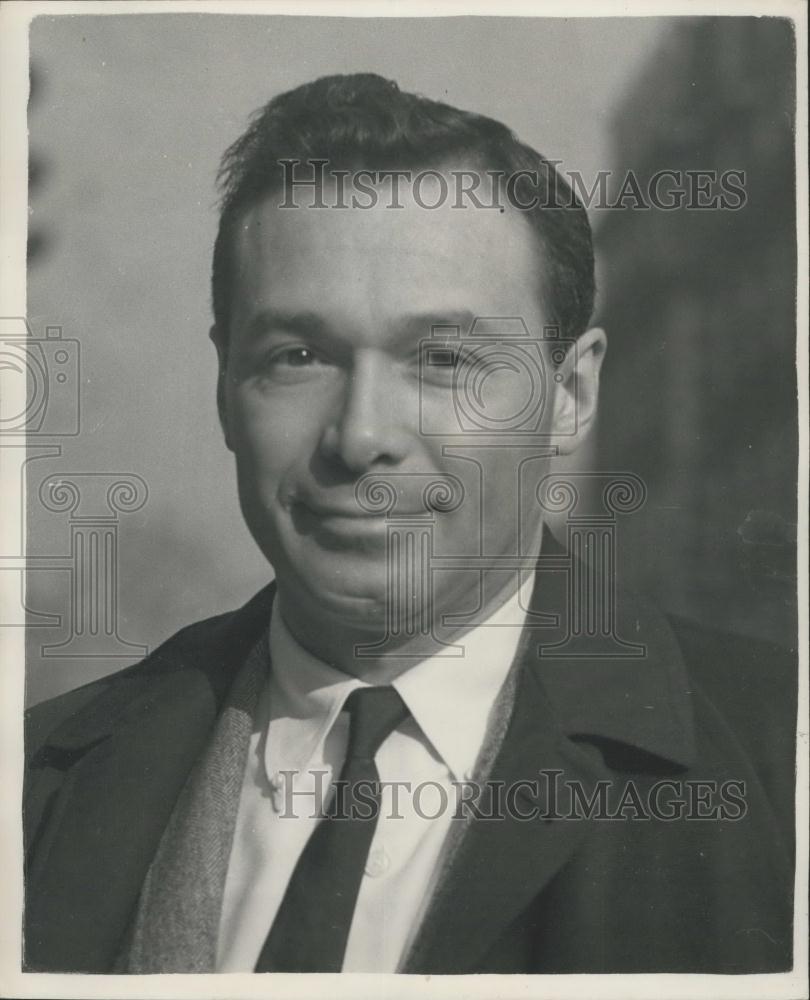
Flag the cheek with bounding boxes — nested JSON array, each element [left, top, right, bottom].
[[227, 387, 322, 475]]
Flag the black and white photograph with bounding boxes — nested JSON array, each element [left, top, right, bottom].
[[0, 2, 807, 997]]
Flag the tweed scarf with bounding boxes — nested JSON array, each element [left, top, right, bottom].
[[122, 631, 268, 973]]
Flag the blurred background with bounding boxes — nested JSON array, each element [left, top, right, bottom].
[[22, 14, 797, 704]]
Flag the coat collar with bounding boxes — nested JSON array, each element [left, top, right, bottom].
[[529, 530, 697, 769], [37, 585, 275, 753]]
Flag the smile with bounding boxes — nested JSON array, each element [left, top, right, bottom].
[[292, 501, 393, 546]]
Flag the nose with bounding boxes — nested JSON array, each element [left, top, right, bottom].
[[319, 352, 410, 473]]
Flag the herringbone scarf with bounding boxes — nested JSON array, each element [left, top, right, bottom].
[[122, 632, 268, 973]]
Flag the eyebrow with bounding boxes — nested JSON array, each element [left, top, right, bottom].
[[246, 308, 331, 340], [244, 307, 480, 348], [393, 310, 477, 340]]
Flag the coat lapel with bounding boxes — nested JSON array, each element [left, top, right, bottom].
[[403, 658, 610, 973], [404, 552, 698, 974], [23, 585, 274, 973]]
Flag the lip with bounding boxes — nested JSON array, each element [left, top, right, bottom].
[[294, 496, 429, 520], [292, 500, 391, 543], [304, 504, 382, 520]]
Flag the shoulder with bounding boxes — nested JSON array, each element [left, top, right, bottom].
[[25, 583, 275, 764], [666, 614, 797, 831], [667, 614, 797, 731]]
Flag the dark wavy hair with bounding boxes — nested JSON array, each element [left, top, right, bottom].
[[212, 73, 594, 342]]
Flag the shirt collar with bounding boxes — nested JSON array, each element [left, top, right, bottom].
[[391, 574, 534, 781], [264, 612, 361, 780], [264, 574, 535, 783]]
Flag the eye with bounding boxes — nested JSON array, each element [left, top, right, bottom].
[[256, 343, 334, 384], [271, 346, 319, 367]]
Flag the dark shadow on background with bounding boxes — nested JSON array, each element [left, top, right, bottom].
[[595, 16, 797, 647]]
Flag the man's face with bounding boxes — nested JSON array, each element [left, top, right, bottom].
[[218, 174, 568, 633]]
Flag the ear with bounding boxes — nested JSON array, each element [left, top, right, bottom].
[[209, 324, 234, 452], [549, 326, 607, 454]]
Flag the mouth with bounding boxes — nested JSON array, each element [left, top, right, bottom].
[[291, 500, 391, 547]]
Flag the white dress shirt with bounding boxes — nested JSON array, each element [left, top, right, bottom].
[[216, 576, 533, 972]]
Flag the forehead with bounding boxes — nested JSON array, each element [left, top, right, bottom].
[[230, 175, 546, 330]]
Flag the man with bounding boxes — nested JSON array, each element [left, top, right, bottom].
[[23, 73, 796, 975]]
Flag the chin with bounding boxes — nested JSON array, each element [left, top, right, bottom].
[[278, 554, 391, 622], [305, 581, 397, 638], [328, 589, 389, 623]]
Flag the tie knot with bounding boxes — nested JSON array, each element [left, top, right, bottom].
[[343, 686, 409, 762]]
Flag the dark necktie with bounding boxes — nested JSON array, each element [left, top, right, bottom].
[[254, 685, 410, 972]]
